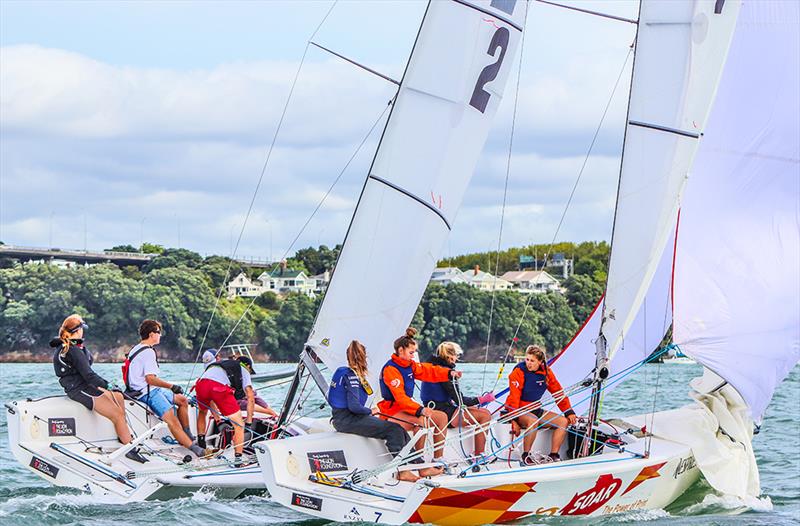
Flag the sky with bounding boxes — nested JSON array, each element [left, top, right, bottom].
[[0, 0, 638, 263]]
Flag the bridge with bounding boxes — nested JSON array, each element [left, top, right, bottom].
[[0, 245, 274, 269]]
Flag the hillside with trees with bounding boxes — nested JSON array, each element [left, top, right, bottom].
[[0, 243, 607, 362]]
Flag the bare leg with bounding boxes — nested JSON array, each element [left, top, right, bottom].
[[541, 411, 568, 454], [516, 413, 538, 455], [466, 407, 490, 455], [174, 394, 190, 429], [225, 412, 246, 455], [93, 391, 132, 444], [391, 413, 443, 477], [162, 409, 193, 448]]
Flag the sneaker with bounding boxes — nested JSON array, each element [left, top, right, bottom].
[[519, 453, 535, 466], [125, 447, 149, 464], [548, 452, 561, 462], [532, 451, 553, 464]]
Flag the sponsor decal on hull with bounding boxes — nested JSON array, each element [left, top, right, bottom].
[[560, 474, 622, 515], [409, 483, 537, 525], [291, 492, 323, 512], [602, 498, 649, 514], [30, 456, 59, 478], [48, 417, 76, 437], [623, 462, 667, 495], [307, 450, 348, 472], [673, 456, 696, 479]]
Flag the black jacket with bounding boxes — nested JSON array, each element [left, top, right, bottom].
[[426, 355, 479, 407], [52, 339, 109, 393]]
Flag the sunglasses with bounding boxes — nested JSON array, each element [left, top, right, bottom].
[[67, 322, 89, 334]]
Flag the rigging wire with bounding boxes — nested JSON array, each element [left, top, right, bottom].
[[481, 0, 529, 393], [185, 1, 340, 389], [490, 44, 634, 392], [216, 99, 393, 351]]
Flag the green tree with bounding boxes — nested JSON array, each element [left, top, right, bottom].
[[293, 245, 340, 275], [563, 274, 603, 324], [106, 244, 139, 252], [140, 242, 165, 254], [144, 248, 203, 273], [261, 293, 318, 361]]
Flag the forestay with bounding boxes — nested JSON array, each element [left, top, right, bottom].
[[673, 0, 800, 422], [600, 0, 740, 361], [308, 0, 527, 389]]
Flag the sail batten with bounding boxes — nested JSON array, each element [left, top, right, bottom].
[[308, 0, 527, 390], [599, 0, 741, 363]]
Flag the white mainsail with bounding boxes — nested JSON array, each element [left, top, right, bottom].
[[308, 0, 527, 389], [600, 0, 740, 361], [673, 0, 800, 422]]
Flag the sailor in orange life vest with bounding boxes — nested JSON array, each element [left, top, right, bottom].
[[377, 328, 460, 473], [505, 345, 577, 465]]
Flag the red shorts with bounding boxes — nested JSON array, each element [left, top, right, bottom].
[[195, 378, 240, 416]]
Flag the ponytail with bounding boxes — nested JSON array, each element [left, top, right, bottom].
[[58, 314, 84, 357], [346, 340, 369, 379]]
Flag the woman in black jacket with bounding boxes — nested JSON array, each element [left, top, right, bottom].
[[53, 314, 146, 462], [419, 342, 494, 458]]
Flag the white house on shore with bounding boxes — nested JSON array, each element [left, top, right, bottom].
[[501, 270, 561, 293], [227, 261, 322, 299], [464, 265, 512, 291], [430, 267, 469, 286], [227, 272, 265, 298], [257, 268, 316, 297]]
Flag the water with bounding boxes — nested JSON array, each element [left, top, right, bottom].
[[0, 362, 797, 525]]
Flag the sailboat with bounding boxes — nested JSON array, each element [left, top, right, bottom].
[[255, 0, 798, 523]]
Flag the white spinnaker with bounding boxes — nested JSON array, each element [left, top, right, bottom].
[[550, 225, 676, 412], [673, 0, 800, 422], [308, 0, 526, 389], [600, 0, 740, 361]]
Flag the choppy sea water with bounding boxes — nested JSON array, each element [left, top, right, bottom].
[[0, 361, 797, 525]]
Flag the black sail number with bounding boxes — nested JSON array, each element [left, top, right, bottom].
[[469, 26, 510, 113]]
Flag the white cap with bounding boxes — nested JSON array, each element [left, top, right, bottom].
[[202, 349, 219, 364]]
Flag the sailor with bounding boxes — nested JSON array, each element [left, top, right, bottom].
[[52, 314, 147, 463], [377, 327, 459, 474], [505, 345, 577, 465], [420, 341, 495, 458], [195, 355, 256, 466], [328, 340, 419, 482], [124, 319, 204, 457]]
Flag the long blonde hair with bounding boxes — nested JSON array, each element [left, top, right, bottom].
[[436, 341, 462, 362], [346, 340, 369, 380], [58, 314, 84, 357]]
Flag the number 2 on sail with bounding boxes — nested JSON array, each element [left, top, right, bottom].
[[469, 26, 510, 113]]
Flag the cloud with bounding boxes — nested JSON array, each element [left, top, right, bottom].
[[1, 39, 631, 258]]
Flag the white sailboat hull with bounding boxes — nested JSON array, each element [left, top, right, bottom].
[[255, 412, 700, 524], [4, 395, 310, 502]]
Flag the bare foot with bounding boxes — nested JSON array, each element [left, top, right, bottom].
[[418, 466, 444, 477], [396, 470, 420, 482]]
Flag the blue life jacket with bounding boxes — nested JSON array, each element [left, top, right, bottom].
[[379, 359, 414, 402], [420, 376, 451, 404], [328, 366, 368, 410], [514, 362, 548, 403]]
